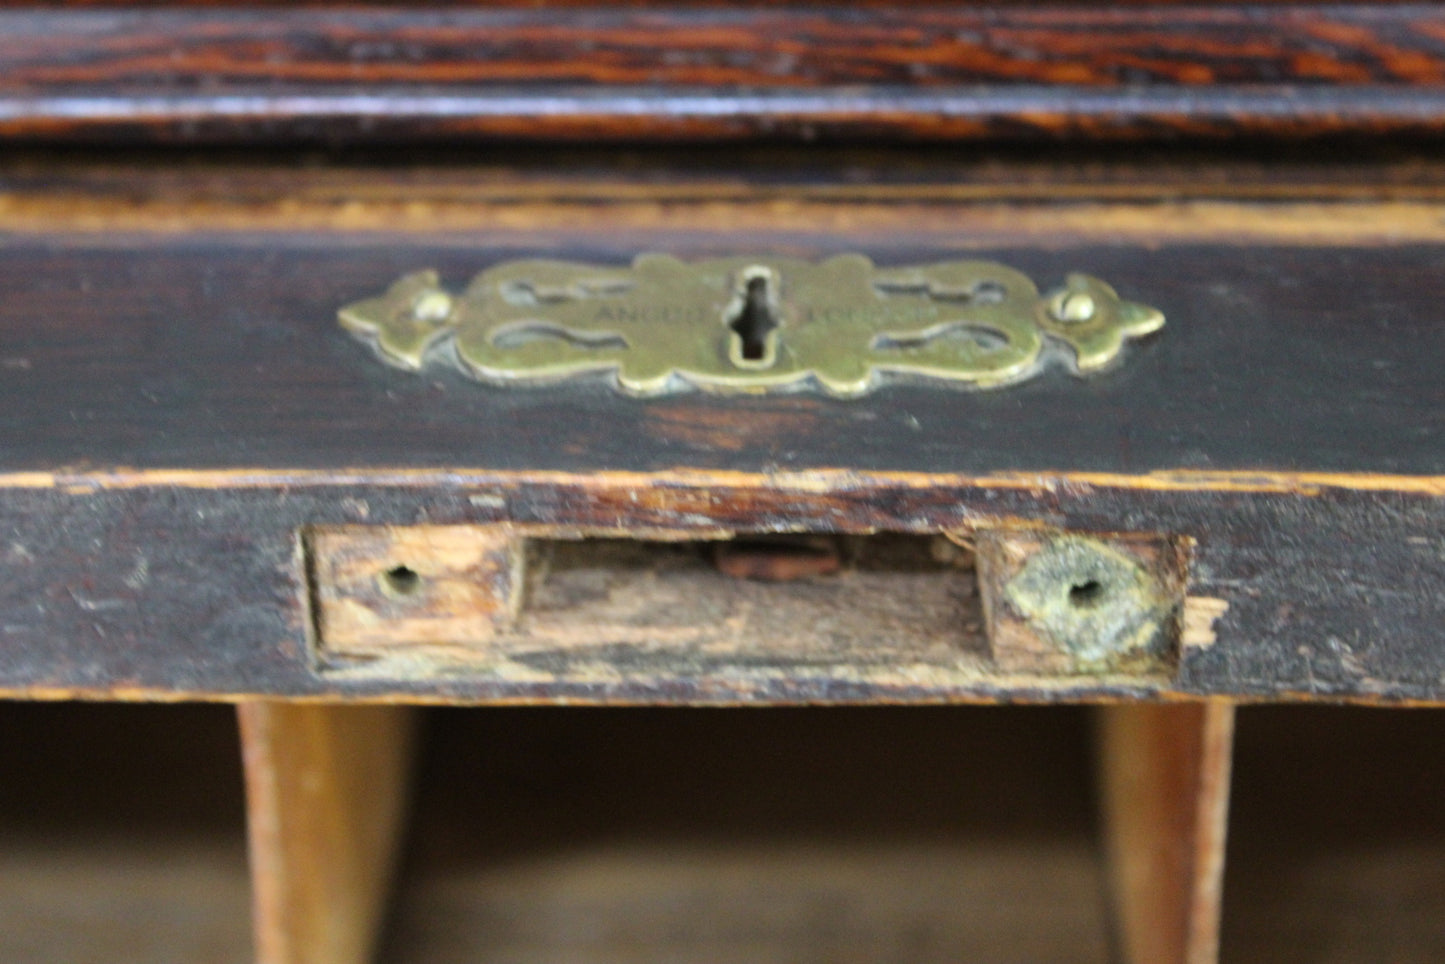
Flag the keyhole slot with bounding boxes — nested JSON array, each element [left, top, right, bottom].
[[726, 273, 779, 366]]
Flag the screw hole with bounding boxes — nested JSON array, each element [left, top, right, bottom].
[[1068, 579, 1105, 607], [382, 564, 422, 597]]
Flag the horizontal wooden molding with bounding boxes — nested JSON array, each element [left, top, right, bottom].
[[4, 5, 1445, 142], [7, 153, 1445, 243], [5, 199, 1445, 246]]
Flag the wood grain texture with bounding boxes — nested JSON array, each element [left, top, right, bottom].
[[0, 238, 1439, 476], [0, 232, 1438, 702], [0, 475, 1441, 703], [1097, 700, 1234, 964], [310, 525, 524, 658], [310, 531, 1001, 691], [12, 152, 1445, 244], [16, 148, 1445, 204], [5, 5, 1445, 142], [976, 529, 1186, 677], [239, 702, 417, 964]]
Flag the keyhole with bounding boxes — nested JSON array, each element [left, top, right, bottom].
[[728, 275, 778, 364]]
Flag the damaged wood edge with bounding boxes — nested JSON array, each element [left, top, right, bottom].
[[5, 199, 1445, 246], [974, 527, 1190, 677], [301, 521, 741, 671], [298, 528, 326, 677], [7, 684, 1445, 708], [3, 467, 1445, 497], [1182, 597, 1230, 650]]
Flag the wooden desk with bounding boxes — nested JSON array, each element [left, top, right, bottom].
[[1, 6, 1443, 963]]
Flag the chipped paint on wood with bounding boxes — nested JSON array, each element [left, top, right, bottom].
[[5, 467, 1445, 497], [0, 472, 1441, 704], [1182, 598, 1230, 650]]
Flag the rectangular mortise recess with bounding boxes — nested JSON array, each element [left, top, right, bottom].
[[306, 525, 1187, 681]]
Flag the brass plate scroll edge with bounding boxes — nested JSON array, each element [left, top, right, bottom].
[[338, 254, 1164, 396]]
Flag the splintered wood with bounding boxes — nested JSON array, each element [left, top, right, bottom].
[[306, 524, 1196, 694], [308, 527, 990, 688]]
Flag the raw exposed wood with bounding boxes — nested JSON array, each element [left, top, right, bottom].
[[0, 229, 1442, 702], [1096, 700, 1235, 964], [1181, 597, 1230, 649], [311, 531, 994, 688], [239, 702, 418, 964], [1, 466, 1443, 702], [309, 525, 524, 658]]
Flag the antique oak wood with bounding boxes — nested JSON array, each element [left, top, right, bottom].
[[3, 0, 1444, 950], [2, 173, 1444, 704], [6, 5, 1445, 142]]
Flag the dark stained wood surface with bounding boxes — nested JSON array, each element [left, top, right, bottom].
[[1, 474, 1443, 702], [12, 146, 1445, 204], [0, 237, 1440, 475], [0, 222, 1439, 701], [6, 5, 1445, 142]]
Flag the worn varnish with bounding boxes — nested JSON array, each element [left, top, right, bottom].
[[3, 2, 1442, 959], [0, 474, 1437, 702], [6, 5, 1445, 142], [0, 240, 1442, 475], [12, 150, 1445, 249], [0, 209, 1439, 702]]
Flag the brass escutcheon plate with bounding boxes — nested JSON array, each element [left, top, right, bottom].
[[338, 254, 1164, 396]]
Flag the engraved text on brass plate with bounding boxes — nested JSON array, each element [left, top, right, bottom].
[[338, 254, 1164, 396]]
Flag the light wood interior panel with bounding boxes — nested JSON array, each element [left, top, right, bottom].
[[239, 702, 418, 964], [1097, 701, 1235, 964]]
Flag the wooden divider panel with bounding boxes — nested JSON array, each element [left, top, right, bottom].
[[1097, 701, 1235, 964], [239, 703, 418, 964]]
